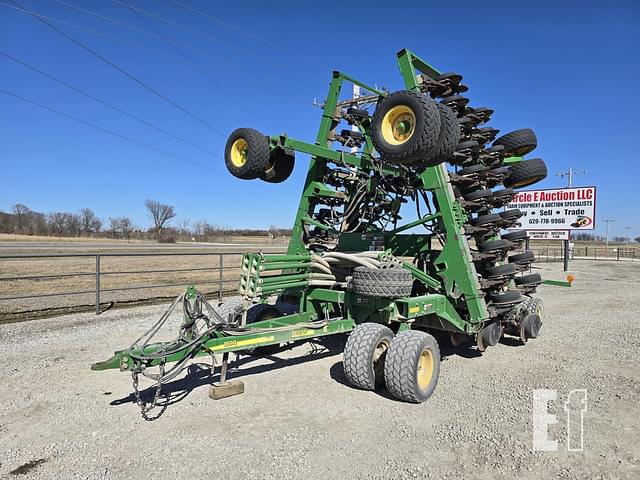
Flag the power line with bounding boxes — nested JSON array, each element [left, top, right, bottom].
[[111, 0, 314, 80], [6, 0, 227, 137], [0, 50, 220, 158], [3, 1, 287, 94], [0, 2, 208, 68], [117, 0, 222, 90], [166, 0, 322, 77], [167, 0, 268, 44], [49, 0, 241, 71], [111, 0, 261, 59], [0, 87, 224, 174]]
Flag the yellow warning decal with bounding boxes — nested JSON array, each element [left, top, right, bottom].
[[408, 306, 420, 314], [212, 336, 275, 351]]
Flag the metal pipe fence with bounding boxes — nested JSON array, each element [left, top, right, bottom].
[[0, 251, 267, 317], [531, 246, 638, 263]]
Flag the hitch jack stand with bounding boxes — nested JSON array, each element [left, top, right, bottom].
[[209, 352, 244, 400]]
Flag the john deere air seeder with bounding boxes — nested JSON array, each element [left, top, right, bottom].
[[93, 49, 551, 413]]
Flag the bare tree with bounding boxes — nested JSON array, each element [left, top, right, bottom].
[[144, 199, 176, 240], [109, 216, 134, 239], [47, 212, 67, 235], [11, 204, 31, 233], [79, 208, 102, 236]]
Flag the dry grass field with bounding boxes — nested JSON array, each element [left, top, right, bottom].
[[0, 235, 637, 322], [0, 236, 287, 321]]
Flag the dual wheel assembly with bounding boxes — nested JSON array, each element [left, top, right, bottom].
[[343, 322, 440, 403]]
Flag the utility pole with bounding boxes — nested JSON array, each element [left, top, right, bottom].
[[603, 219, 615, 247], [556, 167, 586, 188], [556, 168, 585, 271], [624, 226, 632, 245]]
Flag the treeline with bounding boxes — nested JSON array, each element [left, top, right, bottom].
[[0, 202, 292, 242], [572, 232, 639, 243]]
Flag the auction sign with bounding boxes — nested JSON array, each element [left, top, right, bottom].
[[506, 186, 596, 230]]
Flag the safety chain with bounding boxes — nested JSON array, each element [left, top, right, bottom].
[[131, 362, 165, 420]]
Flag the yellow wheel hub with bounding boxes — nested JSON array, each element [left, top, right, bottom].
[[230, 138, 249, 167], [381, 105, 416, 145], [416, 348, 434, 390]]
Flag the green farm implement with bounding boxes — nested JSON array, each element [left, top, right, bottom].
[[93, 49, 556, 413]]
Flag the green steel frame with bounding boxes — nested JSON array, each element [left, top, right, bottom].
[[92, 49, 536, 374]]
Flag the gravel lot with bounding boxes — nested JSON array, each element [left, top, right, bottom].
[[0, 260, 638, 479]]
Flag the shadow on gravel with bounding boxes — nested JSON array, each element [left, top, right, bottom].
[[110, 334, 348, 418]]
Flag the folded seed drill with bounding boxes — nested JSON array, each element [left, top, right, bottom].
[[93, 49, 554, 411]]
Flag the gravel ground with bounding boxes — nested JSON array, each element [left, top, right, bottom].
[[0, 260, 638, 479]]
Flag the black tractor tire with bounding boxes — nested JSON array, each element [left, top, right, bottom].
[[515, 273, 542, 286], [477, 239, 511, 253], [244, 304, 286, 355], [213, 297, 244, 324], [260, 148, 295, 183], [489, 289, 523, 305], [491, 188, 515, 200], [418, 103, 460, 167], [493, 128, 537, 157], [246, 303, 281, 324], [440, 94, 469, 109], [458, 164, 487, 176], [464, 189, 493, 202], [371, 90, 441, 164], [384, 330, 441, 403], [483, 263, 517, 278], [350, 267, 413, 298], [502, 230, 529, 242], [504, 158, 548, 189], [522, 313, 542, 339], [455, 140, 479, 152], [224, 128, 271, 180], [500, 209, 523, 222], [471, 213, 502, 227], [509, 251, 535, 265], [343, 323, 394, 391]]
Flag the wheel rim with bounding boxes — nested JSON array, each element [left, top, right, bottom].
[[372, 339, 390, 378], [416, 348, 434, 390], [230, 138, 248, 167], [381, 105, 416, 145]]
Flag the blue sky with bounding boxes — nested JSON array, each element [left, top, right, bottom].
[[1, 0, 639, 238]]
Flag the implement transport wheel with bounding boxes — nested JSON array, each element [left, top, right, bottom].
[[504, 158, 548, 189], [343, 323, 394, 390], [371, 90, 441, 165], [225, 128, 271, 179], [418, 103, 460, 167], [261, 148, 295, 183], [493, 128, 537, 156], [384, 330, 441, 403], [350, 266, 413, 298]]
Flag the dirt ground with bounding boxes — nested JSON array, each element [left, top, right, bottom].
[[0, 260, 638, 479]]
